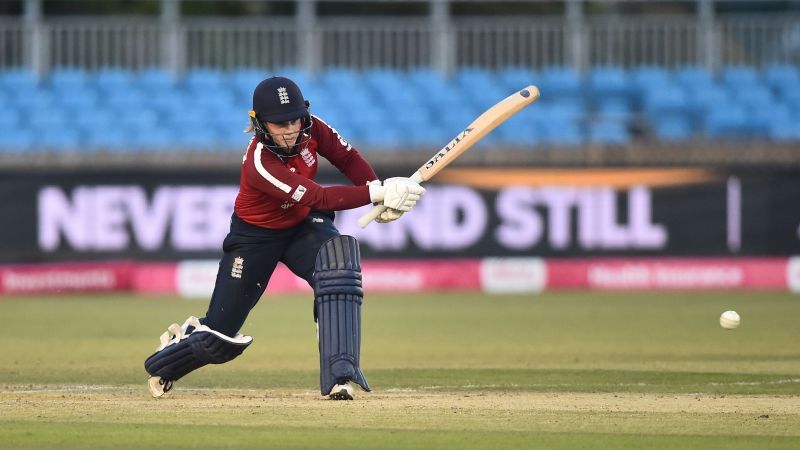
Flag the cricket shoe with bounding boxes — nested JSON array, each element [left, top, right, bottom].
[[148, 376, 174, 398], [328, 383, 355, 400]]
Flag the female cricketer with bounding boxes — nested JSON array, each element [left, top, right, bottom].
[[144, 76, 426, 400]]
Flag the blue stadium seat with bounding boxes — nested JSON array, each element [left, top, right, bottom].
[[117, 108, 160, 131], [175, 126, 221, 150], [467, 84, 510, 110], [92, 68, 135, 92], [216, 125, 251, 150], [595, 98, 633, 122], [629, 65, 672, 107], [674, 66, 714, 90], [438, 107, 480, 135], [185, 68, 226, 91], [18, 90, 57, 112], [769, 119, 800, 142], [48, 67, 88, 91], [56, 88, 99, 110], [538, 66, 582, 97], [588, 121, 630, 145], [273, 66, 312, 89], [393, 104, 432, 130], [405, 125, 449, 148], [407, 67, 447, 91], [105, 88, 148, 110], [38, 128, 81, 152], [720, 65, 759, 88], [0, 129, 36, 152], [539, 119, 584, 147], [146, 89, 190, 116], [73, 108, 116, 131], [685, 84, 728, 121], [319, 67, 361, 91], [642, 84, 689, 117], [362, 67, 407, 91], [29, 106, 70, 130], [548, 99, 587, 122], [587, 66, 630, 101], [375, 87, 426, 112], [734, 84, 775, 109], [0, 68, 38, 91], [132, 128, 176, 151], [135, 68, 178, 90], [84, 128, 131, 152], [703, 103, 750, 138], [190, 90, 237, 110], [652, 116, 693, 141], [494, 111, 540, 146], [497, 67, 537, 92], [228, 68, 266, 95], [749, 103, 791, 137], [454, 67, 495, 92], [359, 124, 402, 150], [0, 109, 20, 130], [762, 64, 800, 93], [783, 86, 800, 109]]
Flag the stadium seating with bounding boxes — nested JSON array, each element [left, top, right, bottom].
[[0, 63, 798, 153]]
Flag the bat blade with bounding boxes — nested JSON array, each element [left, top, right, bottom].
[[358, 85, 540, 229]]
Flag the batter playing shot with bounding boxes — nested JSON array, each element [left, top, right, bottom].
[[143, 76, 426, 400]]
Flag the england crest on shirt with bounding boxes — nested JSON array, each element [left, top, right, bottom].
[[300, 148, 315, 167]]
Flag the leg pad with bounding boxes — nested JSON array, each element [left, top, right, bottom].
[[315, 235, 371, 395], [144, 317, 253, 382]]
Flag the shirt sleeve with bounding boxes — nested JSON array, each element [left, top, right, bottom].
[[244, 141, 372, 211], [312, 116, 379, 186]]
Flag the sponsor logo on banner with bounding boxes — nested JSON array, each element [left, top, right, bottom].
[[0, 262, 129, 294], [586, 262, 743, 289], [177, 260, 219, 299], [788, 257, 800, 293], [362, 268, 425, 291], [480, 257, 546, 293]]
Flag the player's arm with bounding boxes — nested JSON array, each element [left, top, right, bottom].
[[245, 144, 370, 211], [312, 116, 378, 186], [245, 143, 423, 212]]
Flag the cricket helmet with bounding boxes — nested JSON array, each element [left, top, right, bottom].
[[249, 76, 312, 157]]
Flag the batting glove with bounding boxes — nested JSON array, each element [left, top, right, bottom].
[[368, 177, 426, 212]]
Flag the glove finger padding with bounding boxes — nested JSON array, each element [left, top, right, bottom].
[[376, 208, 404, 223], [382, 182, 425, 211]]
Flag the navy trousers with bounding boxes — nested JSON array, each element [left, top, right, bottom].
[[202, 212, 339, 337]]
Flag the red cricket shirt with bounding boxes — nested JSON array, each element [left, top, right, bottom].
[[234, 115, 378, 229]]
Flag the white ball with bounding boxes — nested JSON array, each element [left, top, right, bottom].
[[720, 310, 740, 329]]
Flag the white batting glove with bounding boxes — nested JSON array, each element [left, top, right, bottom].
[[368, 177, 426, 212]]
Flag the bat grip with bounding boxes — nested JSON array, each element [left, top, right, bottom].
[[357, 204, 388, 229], [358, 171, 424, 229]]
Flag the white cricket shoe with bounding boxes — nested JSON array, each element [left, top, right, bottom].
[[148, 376, 174, 398], [328, 383, 355, 400]]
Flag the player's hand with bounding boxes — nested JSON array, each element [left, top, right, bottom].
[[368, 177, 426, 212], [375, 207, 404, 223], [381, 177, 426, 211]]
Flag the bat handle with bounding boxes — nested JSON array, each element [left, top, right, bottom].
[[357, 204, 388, 229], [358, 171, 424, 229]]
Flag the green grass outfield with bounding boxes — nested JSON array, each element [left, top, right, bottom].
[[1, 291, 798, 449]]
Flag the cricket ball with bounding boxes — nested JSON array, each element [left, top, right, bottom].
[[719, 310, 740, 330]]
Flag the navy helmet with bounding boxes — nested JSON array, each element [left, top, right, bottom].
[[249, 76, 312, 157]]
